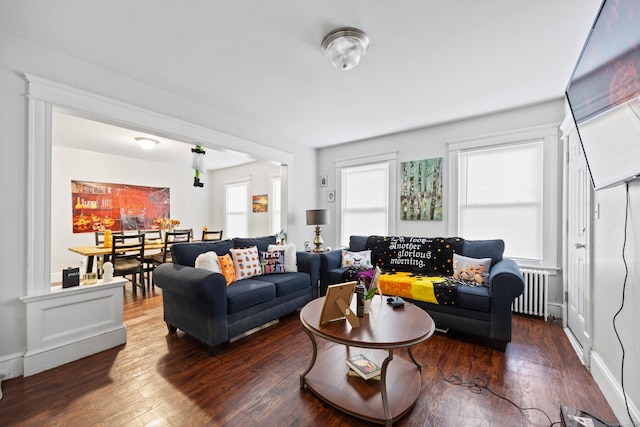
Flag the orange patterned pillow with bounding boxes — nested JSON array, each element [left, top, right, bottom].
[[230, 246, 263, 280], [218, 253, 236, 285]]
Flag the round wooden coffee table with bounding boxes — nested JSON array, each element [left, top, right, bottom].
[[299, 295, 435, 426]]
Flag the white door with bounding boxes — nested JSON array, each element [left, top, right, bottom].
[[566, 125, 592, 365]]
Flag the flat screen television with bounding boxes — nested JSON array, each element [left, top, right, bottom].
[[565, 0, 640, 190]]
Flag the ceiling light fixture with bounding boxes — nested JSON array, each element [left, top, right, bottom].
[[134, 137, 159, 150], [321, 27, 369, 71]]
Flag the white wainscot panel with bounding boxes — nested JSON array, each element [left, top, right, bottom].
[[20, 279, 127, 376]]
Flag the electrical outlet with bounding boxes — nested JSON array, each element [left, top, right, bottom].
[[0, 368, 10, 380]]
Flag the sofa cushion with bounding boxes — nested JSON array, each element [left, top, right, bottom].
[[349, 235, 369, 252], [328, 268, 349, 287], [268, 243, 297, 272], [218, 254, 237, 285], [457, 284, 491, 312], [195, 251, 221, 273], [453, 254, 491, 285], [171, 240, 233, 267], [226, 279, 276, 314], [253, 272, 310, 297], [260, 249, 286, 274], [341, 250, 373, 269], [230, 246, 262, 280], [233, 235, 276, 253], [462, 239, 504, 268]]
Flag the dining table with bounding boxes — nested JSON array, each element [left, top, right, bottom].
[[68, 240, 165, 274]]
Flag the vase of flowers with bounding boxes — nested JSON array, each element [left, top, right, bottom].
[[153, 218, 181, 239], [358, 275, 378, 315]]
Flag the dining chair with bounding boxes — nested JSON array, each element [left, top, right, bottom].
[[202, 230, 223, 241], [152, 228, 192, 268], [140, 229, 162, 287], [94, 230, 123, 276], [111, 232, 146, 295]]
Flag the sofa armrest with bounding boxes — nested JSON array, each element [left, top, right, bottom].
[[153, 263, 229, 347], [296, 251, 321, 297], [488, 258, 525, 311], [319, 249, 343, 296], [153, 263, 228, 303]]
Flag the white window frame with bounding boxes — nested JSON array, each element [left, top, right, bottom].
[[335, 152, 397, 248], [224, 177, 250, 239], [448, 124, 560, 268]]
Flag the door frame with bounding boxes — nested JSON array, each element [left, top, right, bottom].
[[560, 113, 594, 368]]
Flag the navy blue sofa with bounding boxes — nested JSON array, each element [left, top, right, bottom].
[[320, 235, 524, 349], [153, 235, 320, 355]]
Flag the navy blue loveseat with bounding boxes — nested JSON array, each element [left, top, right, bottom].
[[320, 235, 524, 349], [153, 235, 320, 355]]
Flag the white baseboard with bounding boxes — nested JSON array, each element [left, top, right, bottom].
[[23, 326, 126, 376], [0, 352, 25, 379], [547, 302, 563, 320], [590, 350, 639, 426]]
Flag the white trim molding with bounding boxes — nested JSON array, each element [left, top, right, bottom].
[[590, 351, 640, 426]]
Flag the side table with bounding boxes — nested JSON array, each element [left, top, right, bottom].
[[299, 295, 435, 426]]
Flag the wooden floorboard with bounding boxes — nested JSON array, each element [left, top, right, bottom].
[[0, 285, 618, 426]]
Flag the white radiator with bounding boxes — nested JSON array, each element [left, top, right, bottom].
[[512, 269, 549, 320]]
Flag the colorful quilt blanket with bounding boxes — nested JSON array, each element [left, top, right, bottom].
[[366, 235, 463, 276], [378, 271, 458, 305]]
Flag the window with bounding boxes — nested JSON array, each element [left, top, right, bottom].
[[225, 178, 249, 238], [459, 142, 543, 259], [269, 174, 281, 234], [337, 153, 396, 247], [448, 125, 559, 267]]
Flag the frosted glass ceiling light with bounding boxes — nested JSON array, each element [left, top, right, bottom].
[[134, 137, 159, 150], [321, 27, 369, 70]]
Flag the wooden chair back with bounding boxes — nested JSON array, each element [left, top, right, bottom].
[[202, 230, 223, 241]]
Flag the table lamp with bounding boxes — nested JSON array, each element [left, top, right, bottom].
[[306, 209, 329, 253]]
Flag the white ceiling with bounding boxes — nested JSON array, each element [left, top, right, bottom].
[[1, 0, 602, 168], [51, 110, 257, 171]]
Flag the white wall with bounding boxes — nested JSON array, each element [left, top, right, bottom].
[[317, 99, 565, 247], [209, 161, 282, 239], [51, 145, 211, 280], [590, 182, 640, 425], [317, 100, 565, 312], [0, 30, 316, 376]]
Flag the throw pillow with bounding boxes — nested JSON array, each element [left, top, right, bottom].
[[453, 253, 491, 285], [195, 251, 221, 273], [260, 250, 286, 274], [230, 246, 263, 280], [268, 243, 297, 272], [218, 253, 236, 285], [341, 250, 373, 270]]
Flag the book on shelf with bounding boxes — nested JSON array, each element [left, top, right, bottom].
[[347, 369, 380, 380], [346, 354, 381, 380]]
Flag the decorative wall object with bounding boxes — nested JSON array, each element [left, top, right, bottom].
[[71, 180, 170, 233], [400, 157, 443, 220], [252, 194, 268, 212], [191, 145, 205, 187], [320, 175, 328, 187], [328, 191, 336, 202]]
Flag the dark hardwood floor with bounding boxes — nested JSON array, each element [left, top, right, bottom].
[[0, 285, 618, 426]]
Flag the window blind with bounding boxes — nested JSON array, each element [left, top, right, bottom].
[[459, 141, 543, 261]]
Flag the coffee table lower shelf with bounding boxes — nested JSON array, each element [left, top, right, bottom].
[[301, 344, 422, 425]]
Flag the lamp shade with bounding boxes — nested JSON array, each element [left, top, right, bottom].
[[306, 209, 329, 226]]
